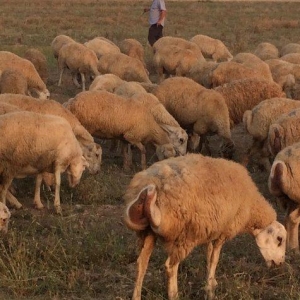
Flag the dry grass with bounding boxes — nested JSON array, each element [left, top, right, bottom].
[[0, 1, 300, 299]]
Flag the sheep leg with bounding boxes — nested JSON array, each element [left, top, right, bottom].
[[165, 257, 180, 300], [72, 72, 81, 88], [54, 168, 62, 215], [80, 73, 86, 91], [33, 174, 44, 210], [285, 204, 300, 252], [58, 68, 65, 86], [0, 177, 13, 205], [134, 143, 147, 170], [122, 141, 132, 172], [205, 238, 225, 300], [132, 234, 156, 300], [6, 190, 22, 209]]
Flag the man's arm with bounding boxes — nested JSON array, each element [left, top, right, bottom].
[[157, 9, 166, 25]]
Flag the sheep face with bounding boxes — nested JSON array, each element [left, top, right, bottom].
[[0, 202, 11, 234], [255, 221, 287, 267], [67, 155, 89, 187], [35, 88, 50, 100], [82, 143, 102, 175], [162, 126, 188, 156], [155, 143, 176, 161]]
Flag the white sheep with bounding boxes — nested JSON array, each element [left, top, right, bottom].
[[0, 51, 50, 100], [51, 34, 76, 60], [0, 202, 10, 234], [268, 142, 300, 252], [243, 97, 300, 170], [280, 43, 300, 57], [65, 90, 178, 170], [190, 34, 233, 62], [24, 48, 48, 84], [84, 37, 121, 59], [153, 77, 235, 158], [153, 44, 205, 83], [0, 111, 88, 214], [0, 69, 28, 95], [253, 42, 279, 61], [268, 108, 300, 156], [58, 41, 100, 91], [214, 78, 285, 126], [124, 153, 287, 300], [119, 38, 146, 68], [97, 52, 151, 84]]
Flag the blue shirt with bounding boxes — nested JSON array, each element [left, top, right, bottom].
[[149, 0, 166, 27]]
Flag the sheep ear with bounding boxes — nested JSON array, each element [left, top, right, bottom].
[[160, 124, 177, 134]]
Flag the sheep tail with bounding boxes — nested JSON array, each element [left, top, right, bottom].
[[268, 125, 282, 156], [269, 161, 287, 196], [124, 184, 161, 231], [242, 110, 253, 134]]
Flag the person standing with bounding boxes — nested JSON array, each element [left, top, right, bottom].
[[144, 0, 167, 47]]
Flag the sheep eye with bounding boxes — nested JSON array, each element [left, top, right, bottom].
[[277, 236, 283, 247], [179, 138, 184, 144]]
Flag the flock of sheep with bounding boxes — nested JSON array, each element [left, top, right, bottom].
[[1, 32, 300, 299]]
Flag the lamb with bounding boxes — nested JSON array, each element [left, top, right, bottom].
[[24, 48, 48, 84], [153, 44, 205, 83], [0, 51, 50, 100], [97, 53, 151, 84], [119, 38, 147, 69], [268, 142, 300, 252], [124, 153, 287, 300], [84, 37, 121, 59], [0, 202, 10, 234], [58, 41, 100, 91], [65, 90, 177, 170], [0, 69, 28, 95], [190, 34, 233, 62], [280, 43, 300, 57], [253, 42, 279, 61], [214, 78, 285, 126], [0, 111, 88, 214], [153, 77, 235, 158], [243, 97, 300, 170], [0, 94, 102, 176], [50, 34, 76, 60], [268, 108, 300, 156]]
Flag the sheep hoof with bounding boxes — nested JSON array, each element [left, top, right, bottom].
[[34, 204, 44, 210], [55, 205, 62, 215]]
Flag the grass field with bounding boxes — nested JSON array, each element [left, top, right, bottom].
[[0, 1, 300, 299]]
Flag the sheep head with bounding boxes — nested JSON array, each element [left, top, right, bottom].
[[35, 88, 50, 100], [155, 143, 176, 161], [67, 155, 89, 188], [254, 220, 287, 267], [81, 142, 102, 175], [0, 202, 11, 234]]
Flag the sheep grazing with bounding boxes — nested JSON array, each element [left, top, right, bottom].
[[58, 41, 100, 91], [98, 53, 151, 84], [0, 51, 50, 100], [280, 43, 300, 57], [214, 78, 285, 126], [65, 90, 178, 170], [84, 37, 121, 59], [24, 48, 48, 84], [51, 34, 76, 60], [268, 142, 300, 252], [253, 42, 279, 61], [190, 34, 233, 62], [243, 97, 300, 170], [268, 108, 300, 156], [89, 74, 124, 93], [153, 77, 234, 158], [0, 69, 28, 95], [153, 44, 205, 83], [0, 202, 10, 234], [0, 111, 88, 213], [119, 38, 146, 68], [124, 153, 287, 300]]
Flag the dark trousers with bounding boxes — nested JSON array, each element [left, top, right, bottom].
[[148, 24, 163, 46]]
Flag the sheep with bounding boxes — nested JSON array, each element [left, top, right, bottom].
[[280, 53, 300, 64], [89, 74, 124, 93], [0, 69, 28, 95], [119, 38, 147, 68], [0, 111, 88, 213], [280, 43, 300, 57], [23, 48, 48, 84], [57, 41, 100, 91], [232, 52, 274, 82], [0, 202, 10, 234], [268, 142, 300, 252], [190, 34, 233, 62], [50, 34, 76, 60], [0, 94, 102, 176], [65, 90, 178, 170], [84, 37, 121, 59], [153, 44, 205, 83], [0, 51, 50, 100], [243, 97, 300, 170], [153, 77, 235, 158], [97, 53, 151, 84], [253, 42, 279, 61], [0, 102, 21, 114], [268, 108, 300, 156], [214, 78, 285, 126], [124, 153, 287, 300]]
